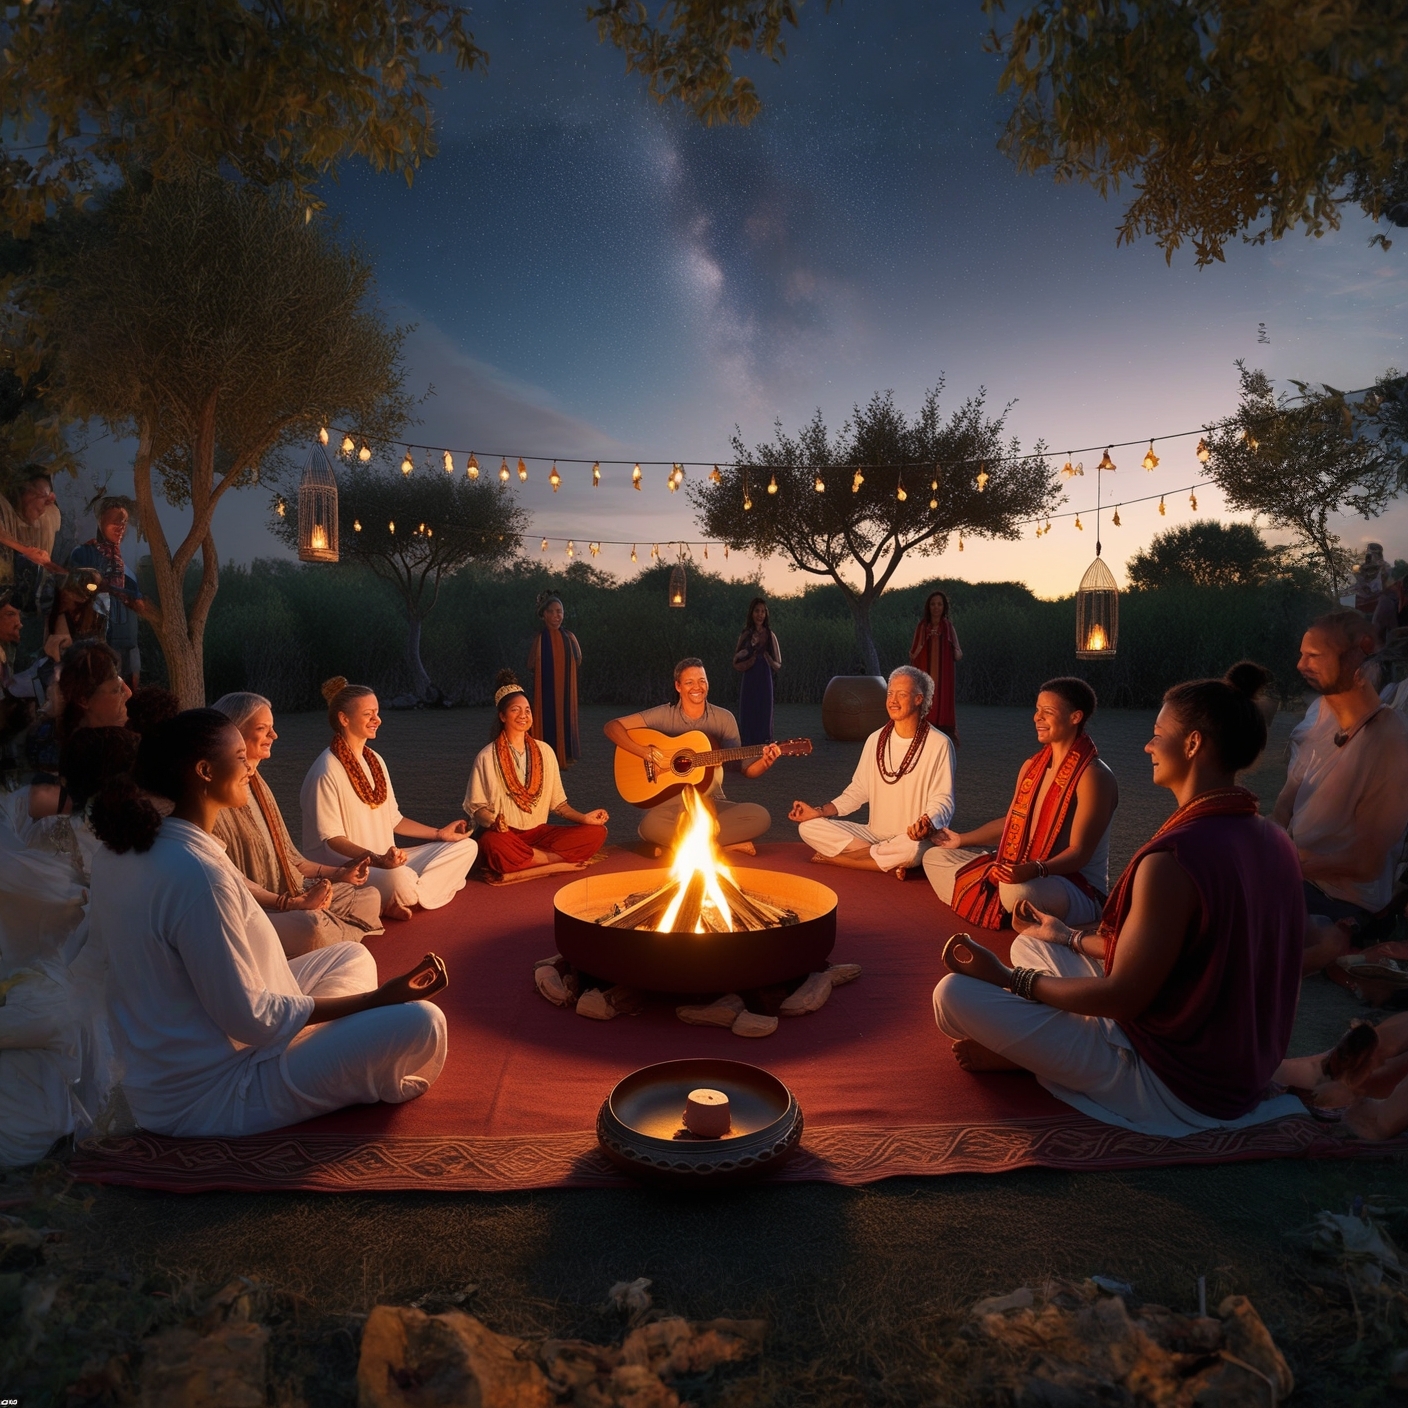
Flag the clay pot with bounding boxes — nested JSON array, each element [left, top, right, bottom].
[[821, 675, 888, 741]]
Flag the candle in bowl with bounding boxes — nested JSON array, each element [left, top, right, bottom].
[[683, 1088, 732, 1139]]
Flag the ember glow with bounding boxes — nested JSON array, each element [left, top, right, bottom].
[[657, 788, 735, 933]]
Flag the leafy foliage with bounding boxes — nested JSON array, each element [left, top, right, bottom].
[[1202, 364, 1407, 592], [691, 385, 1059, 670], [1124, 519, 1305, 590], [985, 0, 1408, 263], [0, 0, 485, 233]]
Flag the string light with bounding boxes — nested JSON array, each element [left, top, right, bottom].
[[631, 544, 638, 562], [388, 520, 395, 533], [443, 449, 454, 473], [549, 462, 561, 492], [1075, 515, 1084, 530], [1246, 432, 1259, 453], [275, 498, 285, 518], [1159, 495, 1166, 516], [541, 537, 549, 552], [340, 434, 354, 456], [1112, 506, 1121, 526], [401, 450, 413, 476], [814, 472, 825, 492], [318, 427, 329, 445], [353, 519, 361, 532], [975, 465, 989, 492], [517, 457, 528, 482], [590, 541, 600, 557], [499, 458, 510, 483], [651, 543, 659, 560], [1195, 437, 1211, 464], [710, 465, 722, 484], [467, 453, 480, 479], [592, 461, 601, 486], [852, 469, 864, 493], [1062, 457, 1083, 478], [767, 473, 778, 495], [930, 495, 938, 510], [1189, 490, 1198, 511], [896, 472, 907, 502], [358, 443, 371, 462], [1098, 448, 1116, 472], [566, 540, 575, 557], [958, 535, 964, 552], [1141, 441, 1159, 470], [632, 463, 642, 490], [743, 475, 752, 511], [704, 544, 709, 558], [724, 545, 729, 558]]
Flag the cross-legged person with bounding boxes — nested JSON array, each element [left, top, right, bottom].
[[466, 671, 609, 879], [89, 709, 449, 1138], [1271, 610, 1408, 973], [301, 677, 478, 922], [934, 663, 1305, 1138], [790, 665, 955, 879], [605, 657, 778, 855], [211, 692, 383, 956], [924, 677, 1117, 927]]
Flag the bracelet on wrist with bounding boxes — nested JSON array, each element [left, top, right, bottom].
[[1036, 859, 1048, 878]]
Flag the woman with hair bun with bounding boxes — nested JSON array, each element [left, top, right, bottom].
[[88, 709, 449, 1138], [300, 678, 477, 921], [934, 661, 1306, 1137], [464, 670, 609, 880]]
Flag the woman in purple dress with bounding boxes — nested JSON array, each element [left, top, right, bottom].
[[733, 597, 781, 746]]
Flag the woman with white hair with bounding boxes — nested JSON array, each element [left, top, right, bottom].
[[789, 664, 956, 878], [211, 692, 383, 957]]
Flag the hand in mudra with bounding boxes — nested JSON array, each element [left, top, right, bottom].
[[941, 932, 1011, 988], [375, 846, 408, 869], [906, 814, 933, 842], [931, 827, 963, 849], [583, 808, 609, 825], [379, 952, 448, 1004], [1010, 900, 1072, 946], [789, 800, 824, 822], [296, 878, 333, 911], [437, 819, 469, 842], [337, 856, 372, 886]]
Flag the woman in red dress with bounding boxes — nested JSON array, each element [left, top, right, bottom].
[[909, 590, 961, 743]]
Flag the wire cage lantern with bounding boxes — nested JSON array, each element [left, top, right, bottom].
[[1075, 555, 1118, 659], [668, 559, 687, 609], [297, 444, 340, 564]]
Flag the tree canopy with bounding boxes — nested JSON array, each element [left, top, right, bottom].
[[1124, 519, 1296, 590], [271, 461, 528, 702], [692, 385, 1058, 671], [984, 0, 1408, 264]]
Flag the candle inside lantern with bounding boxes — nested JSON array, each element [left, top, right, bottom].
[[683, 1088, 731, 1139], [310, 523, 328, 553], [1085, 623, 1107, 652]]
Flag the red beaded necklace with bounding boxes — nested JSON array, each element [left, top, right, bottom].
[[875, 721, 927, 784]]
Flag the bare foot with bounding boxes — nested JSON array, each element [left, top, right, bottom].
[[382, 901, 413, 922], [725, 840, 757, 856], [951, 1038, 1023, 1072], [893, 866, 909, 881]]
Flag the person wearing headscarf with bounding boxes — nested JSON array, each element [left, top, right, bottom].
[[527, 591, 582, 768]]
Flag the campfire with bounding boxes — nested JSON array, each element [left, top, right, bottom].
[[598, 790, 799, 934]]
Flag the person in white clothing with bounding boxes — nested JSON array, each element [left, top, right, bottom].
[[301, 676, 478, 921], [88, 708, 449, 1139], [789, 665, 955, 878]]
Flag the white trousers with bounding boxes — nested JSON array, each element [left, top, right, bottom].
[[922, 846, 1105, 926], [797, 816, 926, 870], [932, 934, 1303, 1138], [168, 944, 448, 1138], [366, 837, 478, 911]]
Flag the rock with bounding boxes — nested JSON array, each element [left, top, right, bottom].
[[136, 1320, 268, 1408], [607, 1277, 653, 1321], [730, 1011, 778, 1038], [826, 963, 862, 987], [576, 986, 645, 1021], [779, 972, 832, 1016], [357, 1305, 552, 1408], [676, 994, 745, 1027], [620, 1317, 766, 1379]]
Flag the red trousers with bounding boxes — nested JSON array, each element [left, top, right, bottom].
[[478, 823, 607, 874]]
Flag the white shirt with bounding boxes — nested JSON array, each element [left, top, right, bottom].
[[90, 818, 314, 1135], [464, 737, 569, 830], [300, 746, 405, 864], [829, 724, 956, 837]]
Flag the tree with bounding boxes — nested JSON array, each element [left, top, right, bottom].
[[272, 461, 527, 702], [984, 0, 1408, 264], [8, 177, 412, 706], [692, 385, 1058, 671], [1202, 364, 1405, 594], [1125, 520, 1294, 590]]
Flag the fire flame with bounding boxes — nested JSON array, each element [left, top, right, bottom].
[[310, 524, 328, 553], [1085, 623, 1107, 652], [658, 788, 736, 932]]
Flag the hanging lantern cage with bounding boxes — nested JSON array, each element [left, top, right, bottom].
[[1075, 555, 1118, 658], [668, 560, 687, 609], [297, 444, 340, 563]]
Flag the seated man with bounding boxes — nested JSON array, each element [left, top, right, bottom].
[[466, 670, 609, 878], [935, 663, 1305, 1138], [605, 657, 778, 854], [924, 677, 1117, 927], [1272, 610, 1408, 972], [789, 665, 954, 878]]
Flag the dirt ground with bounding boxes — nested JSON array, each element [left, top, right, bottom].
[[13, 702, 1407, 1405]]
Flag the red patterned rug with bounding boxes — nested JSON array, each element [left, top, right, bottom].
[[71, 844, 1378, 1193]]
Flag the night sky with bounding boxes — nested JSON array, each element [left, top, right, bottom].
[[80, 0, 1408, 597]]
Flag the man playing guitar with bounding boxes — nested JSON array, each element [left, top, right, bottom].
[[605, 657, 781, 855]]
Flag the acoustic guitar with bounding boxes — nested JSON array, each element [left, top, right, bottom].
[[614, 728, 813, 807]]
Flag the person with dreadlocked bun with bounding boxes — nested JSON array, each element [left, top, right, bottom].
[[464, 670, 609, 880], [88, 709, 449, 1138], [300, 678, 477, 921]]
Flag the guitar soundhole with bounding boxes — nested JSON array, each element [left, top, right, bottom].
[[671, 753, 694, 776]]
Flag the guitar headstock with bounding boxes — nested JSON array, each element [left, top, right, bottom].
[[775, 738, 813, 757]]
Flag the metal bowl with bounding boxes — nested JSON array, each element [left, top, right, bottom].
[[597, 1058, 803, 1184], [556, 867, 837, 993]]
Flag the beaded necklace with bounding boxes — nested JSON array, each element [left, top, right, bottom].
[[875, 720, 927, 784], [331, 732, 388, 808], [495, 731, 545, 813]]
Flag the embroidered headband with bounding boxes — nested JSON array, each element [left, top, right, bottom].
[[495, 683, 528, 707]]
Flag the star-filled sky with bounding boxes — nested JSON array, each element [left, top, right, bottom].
[[80, 0, 1408, 597]]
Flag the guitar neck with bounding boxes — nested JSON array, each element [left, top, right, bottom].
[[692, 744, 770, 767]]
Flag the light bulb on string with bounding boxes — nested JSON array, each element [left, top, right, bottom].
[[1141, 441, 1159, 470], [1159, 495, 1166, 516], [704, 544, 709, 559], [358, 443, 371, 462], [896, 472, 907, 502], [499, 458, 510, 483], [549, 462, 561, 492], [275, 498, 286, 518], [1112, 506, 1121, 526], [958, 535, 964, 552], [1189, 490, 1198, 511], [388, 520, 395, 534], [852, 469, 864, 493], [590, 541, 600, 557], [724, 545, 729, 559], [541, 538, 549, 552], [632, 463, 642, 490], [975, 464, 989, 492], [651, 543, 659, 560], [630, 544, 637, 562], [710, 465, 722, 485], [767, 472, 778, 495], [340, 434, 354, 456], [1075, 515, 1084, 530], [566, 540, 574, 557], [318, 426, 329, 445], [400, 450, 414, 476], [353, 519, 362, 533], [467, 453, 480, 479], [1196, 437, 1211, 464], [591, 461, 600, 486], [517, 458, 528, 482], [443, 449, 454, 473], [743, 475, 752, 511], [930, 496, 938, 510], [1098, 448, 1116, 472], [814, 472, 825, 493], [1061, 456, 1081, 478]]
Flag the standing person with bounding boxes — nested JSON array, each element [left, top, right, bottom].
[[924, 678, 1118, 926], [0, 470, 62, 609], [69, 499, 151, 686], [211, 692, 383, 957], [733, 596, 781, 746], [605, 658, 780, 855], [909, 590, 961, 743], [790, 665, 955, 878], [527, 592, 581, 769], [301, 677, 478, 922], [89, 708, 449, 1139], [465, 671, 609, 879]]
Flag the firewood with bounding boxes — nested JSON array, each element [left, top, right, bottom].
[[599, 880, 679, 929], [671, 873, 709, 933]]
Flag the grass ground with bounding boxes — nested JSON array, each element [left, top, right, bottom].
[[10, 703, 1408, 1405]]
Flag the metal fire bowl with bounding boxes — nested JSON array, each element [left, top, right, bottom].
[[554, 867, 837, 993], [597, 1058, 803, 1184]]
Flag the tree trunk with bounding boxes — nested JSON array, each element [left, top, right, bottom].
[[159, 628, 206, 709], [848, 595, 882, 675], [404, 615, 436, 701]]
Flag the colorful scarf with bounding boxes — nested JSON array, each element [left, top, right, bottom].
[[495, 731, 545, 814], [250, 770, 303, 896], [951, 733, 1100, 929], [908, 616, 957, 737], [331, 732, 387, 808], [875, 720, 927, 784], [1099, 786, 1259, 971], [84, 536, 128, 595]]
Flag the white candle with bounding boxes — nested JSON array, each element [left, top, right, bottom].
[[683, 1088, 731, 1138]]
